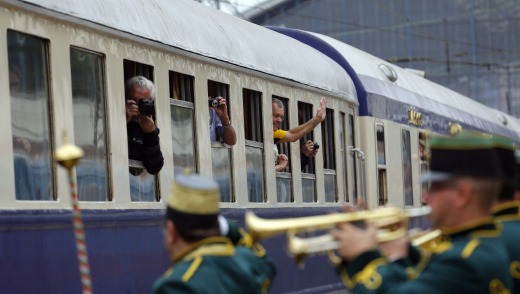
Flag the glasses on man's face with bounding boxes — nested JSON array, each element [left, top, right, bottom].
[[427, 180, 458, 193]]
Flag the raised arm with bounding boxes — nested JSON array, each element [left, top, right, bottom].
[[278, 97, 326, 144]]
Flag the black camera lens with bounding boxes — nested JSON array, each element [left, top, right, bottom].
[[138, 100, 155, 116], [313, 141, 320, 150], [209, 98, 219, 108]]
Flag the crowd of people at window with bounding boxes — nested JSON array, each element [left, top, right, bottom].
[[126, 75, 327, 181]]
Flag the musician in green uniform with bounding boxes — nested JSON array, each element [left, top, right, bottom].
[[331, 132, 513, 293], [492, 142, 520, 294], [152, 173, 276, 293]]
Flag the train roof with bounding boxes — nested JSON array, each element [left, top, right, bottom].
[[5, 0, 356, 102], [270, 27, 520, 141]]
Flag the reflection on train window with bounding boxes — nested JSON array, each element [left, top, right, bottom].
[[376, 125, 386, 165], [340, 112, 348, 202], [208, 80, 233, 202], [378, 169, 388, 206], [298, 101, 316, 202], [170, 71, 197, 176], [376, 124, 387, 206], [419, 132, 429, 193], [8, 30, 55, 201], [124, 60, 159, 202], [348, 112, 358, 203], [244, 89, 265, 202], [322, 108, 337, 202], [402, 129, 413, 206], [274, 96, 293, 203], [70, 47, 110, 201]]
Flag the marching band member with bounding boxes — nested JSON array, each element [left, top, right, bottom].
[[331, 132, 513, 293], [152, 173, 276, 293], [492, 143, 520, 294]]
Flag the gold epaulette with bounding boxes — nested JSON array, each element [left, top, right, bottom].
[[339, 257, 386, 290]]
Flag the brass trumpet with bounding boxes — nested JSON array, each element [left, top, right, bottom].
[[245, 207, 416, 266]]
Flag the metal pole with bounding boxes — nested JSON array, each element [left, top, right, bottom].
[[55, 131, 93, 294]]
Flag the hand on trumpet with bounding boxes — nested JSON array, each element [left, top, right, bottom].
[[379, 235, 409, 262], [330, 222, 378, 261]]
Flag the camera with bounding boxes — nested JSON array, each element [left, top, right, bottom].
[[208, 98, 219, 108], [313, 141, 320, 150], [138, 100, 155, 116]]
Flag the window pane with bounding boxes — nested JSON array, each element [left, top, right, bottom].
[[130, 171, 156, 201], [171, 105, 196, 174], [348, 113, 358, 202], [276, 175, 292, 202], [378, 169, 388, 206], [8, 30, 54, 201], [70, 48, 109, 201], [302, 176, 316, 203], [376, 125, 386, 165], [212, 146, 233, 202], [324, 172, 337, 202], [402, 130, 413, 205], [246, 145, 265, 202], [340, 112, 348, 202]]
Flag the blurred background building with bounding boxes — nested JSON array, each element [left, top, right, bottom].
[[199, 0, 520, 117]]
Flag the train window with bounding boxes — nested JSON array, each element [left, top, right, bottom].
[[8, 30, 55, 201], [402, 129, 413, 206], [169, 71, 197, 175], [378, 169, 388, 206], [208, 80, 233, 202], [274, 96, 293, 203], [70, 47, 110, 201], [419, 132, 429, 194], [376, 124, 387, 206], [124, 60, 154, 82], [340, 112, 348, 202], [123, 60, 159, 202], [376, 125, 386, 165], [322, 108, 337, 202], [348, 112, 358, 203], [243, 89, 265, 202], [298, 101, 316, 202]]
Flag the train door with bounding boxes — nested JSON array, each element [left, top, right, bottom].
[[343, 107, 362, 204]]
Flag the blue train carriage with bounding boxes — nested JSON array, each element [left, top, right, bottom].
[[0, 0, 360, 293], [270, 27, 520, 214]]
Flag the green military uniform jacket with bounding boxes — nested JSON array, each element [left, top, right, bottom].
[[152, 221, 275, 294], [339, 218, 512, 293], [493, 201, 520, 294]]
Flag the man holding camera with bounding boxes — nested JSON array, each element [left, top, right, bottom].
[[208, 96, 236, 146], [272, 97, 326, 172], [125, 76, 164, 175]]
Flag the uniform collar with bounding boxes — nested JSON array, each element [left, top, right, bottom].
[[491, 200, 520, 218], [173, 236, 234, 263], [439, 217, 501, 239]]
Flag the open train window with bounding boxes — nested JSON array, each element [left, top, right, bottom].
[[244, 89, 265, 202], [298, 101, 316, 202], [123, 60, 159, 202], [376, 124, 388, 206], [169, 71, 197, 176], [70, 47, 110, 201], [322, 108, 337, 202], [208, 80, 233, 202], [8, 30, 55, 201], [273, 96, 293, 203]]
